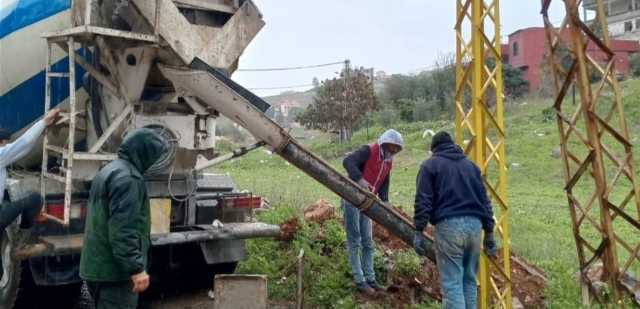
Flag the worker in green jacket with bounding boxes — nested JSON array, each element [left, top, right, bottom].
[[80, 128, 168, 309]]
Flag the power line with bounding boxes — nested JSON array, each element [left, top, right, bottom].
[[247, 83, 314, 90], [237, 61, 345, 72]]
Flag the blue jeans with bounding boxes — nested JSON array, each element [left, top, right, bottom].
[[342, 200, 375, 284], [435, 216, 482, 309], [0, 192, 43, 230]]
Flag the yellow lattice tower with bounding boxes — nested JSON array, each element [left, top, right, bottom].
[[455, 0, 512, 307], [542, 0, 640, 305]]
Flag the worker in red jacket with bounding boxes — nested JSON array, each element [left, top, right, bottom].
[[342, 129, 404, 294]]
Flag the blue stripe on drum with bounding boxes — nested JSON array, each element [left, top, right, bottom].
[[0, 0, 70, 39]]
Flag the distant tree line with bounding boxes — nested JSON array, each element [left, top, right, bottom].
[[296, 54, 529, 141]]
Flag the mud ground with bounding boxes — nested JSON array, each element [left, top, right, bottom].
[[51, 284, 214, 309]]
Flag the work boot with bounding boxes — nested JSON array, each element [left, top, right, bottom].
[[355, 282, 376, 295], [366, 280, 386, 291]]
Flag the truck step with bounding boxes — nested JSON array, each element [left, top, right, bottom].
[[45, 146, 117, 161], [13, 234, 83, 260], [14, 223, 281, 259], [46, 72, 69, 78]]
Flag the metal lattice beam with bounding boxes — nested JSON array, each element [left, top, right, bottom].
[[542, 0, 640, 305], [455, 0, 512, 307]]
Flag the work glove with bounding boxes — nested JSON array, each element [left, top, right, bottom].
[[484, 232, 497, 258], [414, 231, 429, 257], [357, 178, 374, 192]]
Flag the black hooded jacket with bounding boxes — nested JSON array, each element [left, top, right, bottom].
[[413, 143, 495, 232]]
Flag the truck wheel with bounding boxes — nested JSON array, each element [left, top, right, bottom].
[[13, 260, 83, 308], [0, 232, 21, 309]]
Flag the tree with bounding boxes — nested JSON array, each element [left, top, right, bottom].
[[429, 53, 456, 113], [377, 53, 456, 122], [487, 58, 530, 99], [297, 66, 378, 142], [503, 63, 530, 98]]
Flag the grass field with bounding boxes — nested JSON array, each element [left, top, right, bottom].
[[216, 80, 640, 308]]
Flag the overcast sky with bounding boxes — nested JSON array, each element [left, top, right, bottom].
[[232, 1, 568, 96]]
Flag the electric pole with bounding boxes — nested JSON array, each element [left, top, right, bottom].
[[367, 67, 374, 140], [342, 59, 350, 142]]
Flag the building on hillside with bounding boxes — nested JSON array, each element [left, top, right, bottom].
[[375, 70, 387, 81], [278, 99, 303, 118], [501, 27, 640, 91], [583, 0, 640, 40]]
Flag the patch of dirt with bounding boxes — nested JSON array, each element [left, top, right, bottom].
[[278, 217, 301, 241], [303, 198, 335, 224], [372, 222, 409, 251], [371, 221, 442, 306], [353, 261, 441, 308], [282, 199, 547, 308], [510, 256, 547, 308]]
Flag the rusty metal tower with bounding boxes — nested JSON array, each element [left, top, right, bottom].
[[455, 0, 512, 307], [542, 0, 640, 305]]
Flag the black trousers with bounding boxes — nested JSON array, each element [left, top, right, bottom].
[[0, 192, 42, 231], [87, 280, 139, 309]]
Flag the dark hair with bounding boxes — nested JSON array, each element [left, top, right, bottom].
[[0, 128, 11, 141], [431, 131, 454, 150]]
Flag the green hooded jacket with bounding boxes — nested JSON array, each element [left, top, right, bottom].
[[80, 128, 168, 282]]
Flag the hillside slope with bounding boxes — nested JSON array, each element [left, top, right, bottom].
[[217, 79, 640, 308]]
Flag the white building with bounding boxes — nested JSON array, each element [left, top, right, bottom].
[[584, 0, 640, 40]]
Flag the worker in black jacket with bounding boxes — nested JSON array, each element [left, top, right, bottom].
[[343, 129, 404, 295], [413, 131, 496, 309]]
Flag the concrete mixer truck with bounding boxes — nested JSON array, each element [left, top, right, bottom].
[[0, 0, 434, 307], [0, 1, 281, 306]]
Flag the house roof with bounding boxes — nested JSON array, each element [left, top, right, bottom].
[[507, 27, 640, 53], [508, 27, 546, 37]]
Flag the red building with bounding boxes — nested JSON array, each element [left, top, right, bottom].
[[502, 27, 640, 91]]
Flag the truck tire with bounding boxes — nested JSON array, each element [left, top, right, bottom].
[[13, 261, 83, 308], [0, 231, 20, 309]]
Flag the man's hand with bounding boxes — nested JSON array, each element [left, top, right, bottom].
[[484, 232, 497, 258], [43, 109, 62, 127], [413, 231, 428, 257], [131, 271, 150, 293], [357, 178, 374, 192]]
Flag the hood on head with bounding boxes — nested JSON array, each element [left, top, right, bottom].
[[378, 129, 404, 151], [432, 143, 466, 161], [118, 128, 169, 173]]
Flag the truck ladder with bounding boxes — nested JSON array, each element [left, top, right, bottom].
[[40, 27, 156, 225]]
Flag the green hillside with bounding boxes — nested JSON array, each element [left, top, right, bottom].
[[216, 80, 640, 308]]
